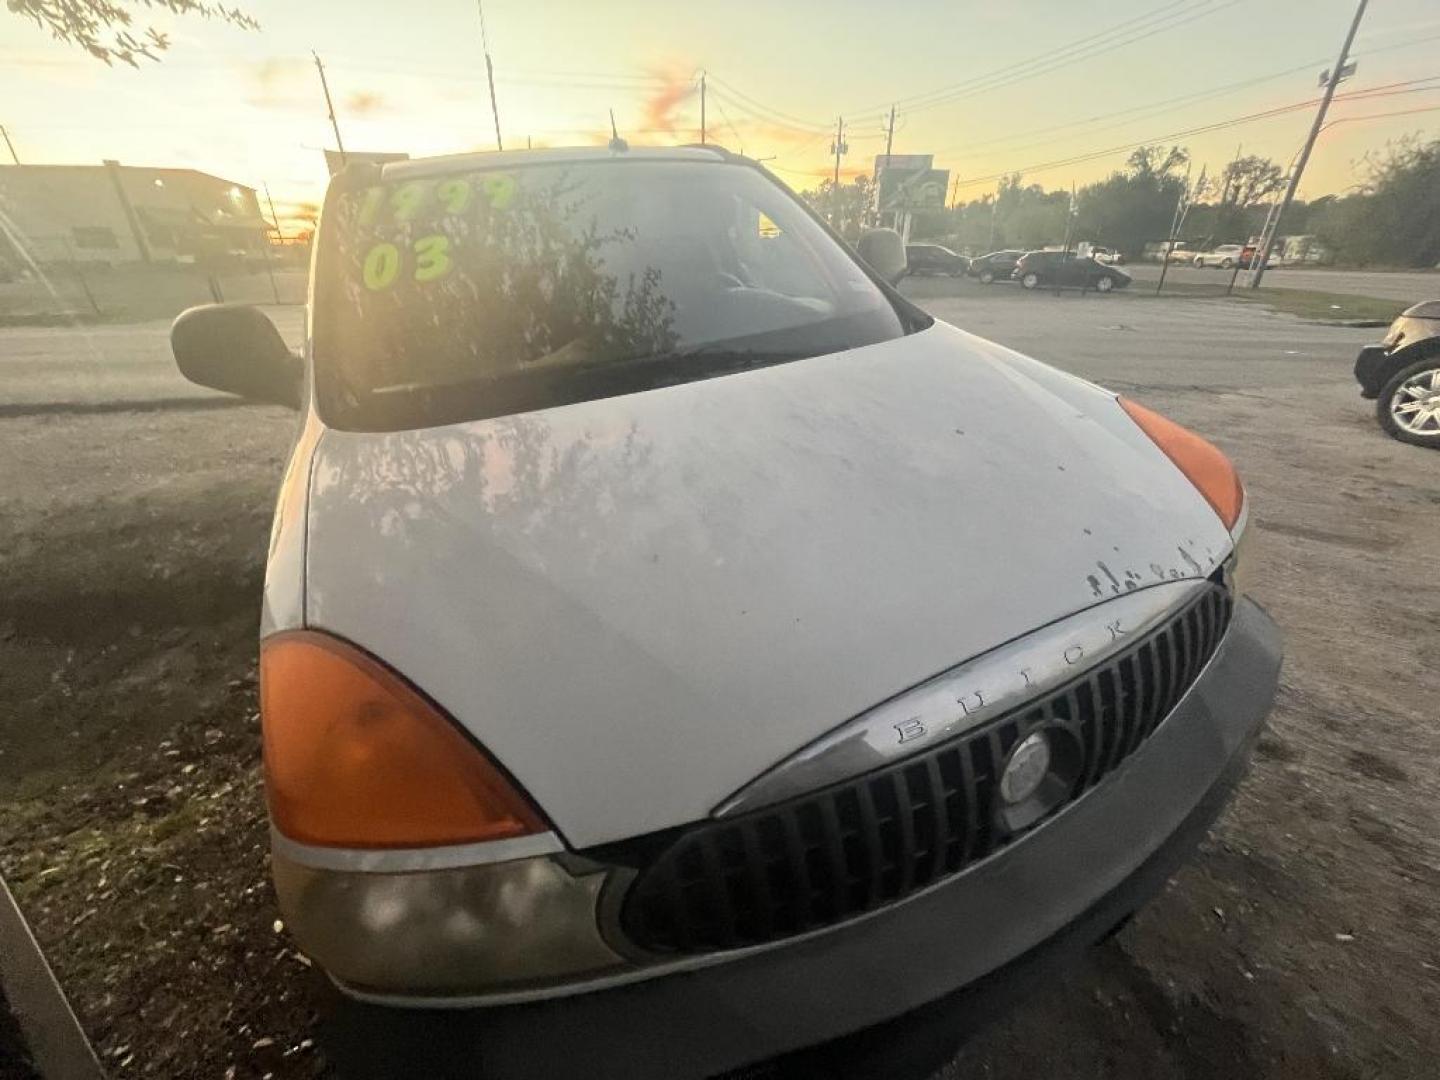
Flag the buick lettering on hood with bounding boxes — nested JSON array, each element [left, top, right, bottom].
[[171, 146, 1281, 1080]]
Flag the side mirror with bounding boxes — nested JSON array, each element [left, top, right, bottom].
[[171, 304, 301, 409], [856, 228, 908, 285]]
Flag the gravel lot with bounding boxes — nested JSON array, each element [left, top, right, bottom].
[[0, 282, 1436, 1079]]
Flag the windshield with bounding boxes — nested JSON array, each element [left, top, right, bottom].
[[313, 157, 911, 430]]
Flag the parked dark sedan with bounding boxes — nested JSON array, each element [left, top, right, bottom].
[[966, 249, 1026, 284], [1014, 250, 1132, 293], [1354, 300, 1440, 448], [905, 243, 969, 276]]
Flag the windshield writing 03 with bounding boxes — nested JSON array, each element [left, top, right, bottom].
[[314, 158, 907, 430]]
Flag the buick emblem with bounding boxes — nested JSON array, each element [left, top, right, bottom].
[[999, 732, 1052, 805]]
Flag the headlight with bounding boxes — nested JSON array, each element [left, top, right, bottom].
[[273, 846, 626, 998], [261, 632, 627, 998]]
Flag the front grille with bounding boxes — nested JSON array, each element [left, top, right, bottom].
[[619, 585, 1233, 955]]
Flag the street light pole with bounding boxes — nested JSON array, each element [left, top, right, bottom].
[[1249, 0, 1368, 288]]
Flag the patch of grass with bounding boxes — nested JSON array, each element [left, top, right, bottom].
[[1230, 287, 1405, 324], [1142, 282, 1405, 324]]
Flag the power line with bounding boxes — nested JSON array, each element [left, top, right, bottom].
[[948, 79, 1440, 191], [882, 0, 1198, 110], [904, 0, 1246, 117], [853, 0, 1189, 114], [848, 0, 1239, 119], [935, 58, 1327, 158], [711, 94, 744, 151], [322, 61, 665, 92], [705, 74, 832, 132], [705, 86, 859, 146], [1320, 102, 1440, 129], [916, 29, 1440, 174], [933, 67, 1440, 167]]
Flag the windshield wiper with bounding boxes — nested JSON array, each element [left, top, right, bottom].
[[661, 343, 810, 370]]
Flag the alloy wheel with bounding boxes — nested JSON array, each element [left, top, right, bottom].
[[1390, 366, 1440, 436]]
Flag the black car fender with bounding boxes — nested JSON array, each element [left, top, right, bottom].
[[1357, 335, 1440, 398]]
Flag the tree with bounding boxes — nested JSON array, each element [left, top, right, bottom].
[[1311, 137, 1440, 267], [1071, 146, 1190, 258], [1218, 155, 1285, 208], [1124, 145, 1189, 180], [800, 176, 874, 242], [9, 0, 258, 66], [940, 174, 1074, 253]]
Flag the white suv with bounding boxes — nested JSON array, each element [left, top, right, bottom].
[[1193, 244, 1246, 269], [172, 146, 1281, 1080]]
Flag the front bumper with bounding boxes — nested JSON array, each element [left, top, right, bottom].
[[1354, 343, 1391, 398], [315, 598, 1281, 1080]]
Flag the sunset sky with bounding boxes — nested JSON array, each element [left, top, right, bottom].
[[4, 0, 1439, 231]]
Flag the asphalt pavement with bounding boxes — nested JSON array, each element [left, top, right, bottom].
[[0, 305, 306, 411]]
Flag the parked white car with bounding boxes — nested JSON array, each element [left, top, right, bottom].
[[1193, 244, 1247, 269], [171, 146, 1281, 1080]]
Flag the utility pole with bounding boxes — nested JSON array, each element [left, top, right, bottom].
[[1058, 181, 1077, 295], [829, 116, 848, 228], [1220, 144, 1248, 295], [0, 125, 18, 165], [883, 105, 895, 160], [1155, 159, 1193, 296], [700, 72, 706, 143], [312, 51, 346, 165], [477, 0, 503, 150], [1250, 0, 1367, 287]]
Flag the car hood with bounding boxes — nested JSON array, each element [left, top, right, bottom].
[[304, 321, 1234, 847]]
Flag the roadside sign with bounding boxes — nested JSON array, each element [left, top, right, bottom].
[[879, 167, 950, 211]]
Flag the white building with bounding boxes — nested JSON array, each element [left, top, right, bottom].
[[0, 160, 269, 265]]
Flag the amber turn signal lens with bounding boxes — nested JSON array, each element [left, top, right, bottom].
[[1118, 397, 1244, 530], [260, 632, 546, 848]]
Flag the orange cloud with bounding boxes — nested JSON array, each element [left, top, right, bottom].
[[344, 90, 389, 117], [640, 66, 696, 134]]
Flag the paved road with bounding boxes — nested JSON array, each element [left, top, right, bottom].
[[899, 275, 1377, 390], [1121, 262, 1438, 303], [0, 306, 305, 410]]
